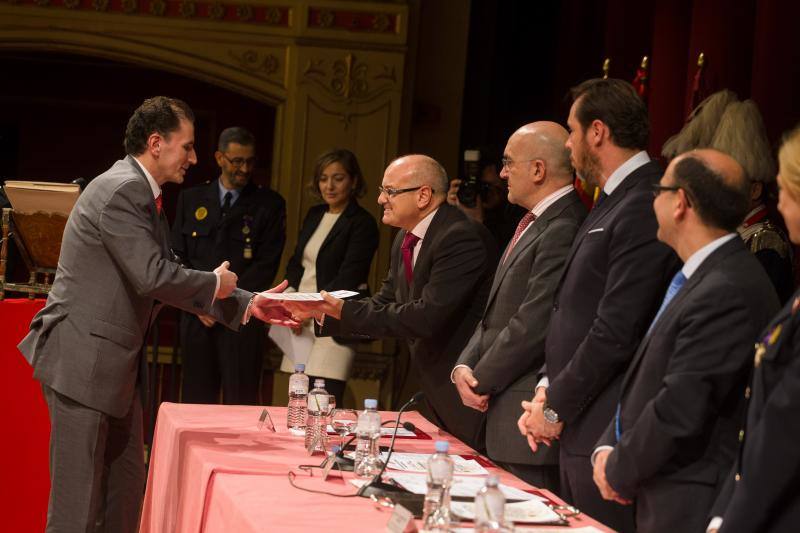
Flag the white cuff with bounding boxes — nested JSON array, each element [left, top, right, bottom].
[[315, 314, 325, 327], [450, 364, 472, 384], [241, 294, 255, 325], [590, 445, 614, 467], [707, 517, 723, 532], [536, 376, 549, 390]]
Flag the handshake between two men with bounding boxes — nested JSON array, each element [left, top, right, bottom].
[[211, 261, 345, 328]]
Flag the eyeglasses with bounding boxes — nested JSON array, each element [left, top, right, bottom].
[[652, 184, 682, 197], [378, 185, 432, 197], [221, 154, 258, 168], [501, 157, 540, 170]]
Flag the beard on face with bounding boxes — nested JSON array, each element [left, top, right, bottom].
[[575, 141, 602, 189]]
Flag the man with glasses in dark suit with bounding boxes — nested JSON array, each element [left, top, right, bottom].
[[172, 127, 286, 405]]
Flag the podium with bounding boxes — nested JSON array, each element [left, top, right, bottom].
[[0, 180, 79, 299]]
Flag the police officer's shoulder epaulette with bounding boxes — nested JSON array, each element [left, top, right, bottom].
[[748, 221, 791, 259]]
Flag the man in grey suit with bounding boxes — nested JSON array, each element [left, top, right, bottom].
[[18, 96, 296, 533], [452, 122, 586, 490]]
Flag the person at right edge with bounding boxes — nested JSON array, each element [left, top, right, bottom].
[[707, 125, 800, 533], [518, 78, 680, 532]]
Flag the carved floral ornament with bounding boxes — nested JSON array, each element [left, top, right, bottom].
[[6, 0, 291, 26], [302, 53, 397, 104], [228, 49, 280, 79]]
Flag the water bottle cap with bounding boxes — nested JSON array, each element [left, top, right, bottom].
[[314, 378, 325, 388], [434, 440, 449, 453], [295, 364, 305, 372], [331, 445, 341, 454], [364, 399, 378, 409], [486, 475, 499, 487]]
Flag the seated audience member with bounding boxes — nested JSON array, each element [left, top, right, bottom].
[[452, 122, 586, 491], [708, 125, 800, 533], [592, 149, 779, 533], [284, 154, 497, 450], [279, 149, 379, 405]]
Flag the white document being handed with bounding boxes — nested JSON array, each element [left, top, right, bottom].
[[258, 290, 360, 301], [268, 323, 314, 366]]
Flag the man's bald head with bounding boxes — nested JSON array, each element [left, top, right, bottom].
[[387, 154, 449, 196], [512, 121, 573, 182], [670, 148, 750, 231]]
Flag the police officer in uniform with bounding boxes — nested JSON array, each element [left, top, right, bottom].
[[172, 127, 286, 404]]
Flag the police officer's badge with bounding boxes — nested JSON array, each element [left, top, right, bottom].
[[195, 206, 208, 221]]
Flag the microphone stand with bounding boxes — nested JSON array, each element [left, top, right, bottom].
[[357, 392, 424, 498]]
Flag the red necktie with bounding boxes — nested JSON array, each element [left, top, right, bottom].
[[503, 211, 536, 263], [401, 232, 421, 284], [155, 194, 163, 215]]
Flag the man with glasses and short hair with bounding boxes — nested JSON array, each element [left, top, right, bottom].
[[172, 126, 286, 405], [591, 149, 778, 532], [285, 154, 497, 449]]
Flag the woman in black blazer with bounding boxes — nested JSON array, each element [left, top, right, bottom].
[[279, 149, 379, 404]]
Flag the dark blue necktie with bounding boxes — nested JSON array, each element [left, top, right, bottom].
[[615, 270, 687, 441]]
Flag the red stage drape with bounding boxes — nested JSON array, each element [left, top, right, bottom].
[[0, 299, 49, 533]]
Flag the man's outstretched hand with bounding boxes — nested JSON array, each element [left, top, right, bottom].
[[250, 280, 301, 327], [282, 290, 345, 321]]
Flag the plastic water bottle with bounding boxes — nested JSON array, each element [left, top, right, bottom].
[[422, 440, 454, 530], [304, 379, 329, 453], [287, 364, 309, 434], [354, 398, 382, 478], [474, 475, 508, 532]]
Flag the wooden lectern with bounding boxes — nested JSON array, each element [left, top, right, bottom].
[[0, 181, 79, 299]]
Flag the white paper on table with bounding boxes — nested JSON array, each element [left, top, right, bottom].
[[326, 425, 416, 438], [384, 473, 539, 501], [373, 453, 487, 475], [450, 498, 562, 524], [259, 290, 360, 301], [267, 321, 314, 365]]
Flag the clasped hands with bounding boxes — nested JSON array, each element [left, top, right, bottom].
[[453, 367, 489, 412], [516, 387, 563, 453], [211, 261, 298, 328]]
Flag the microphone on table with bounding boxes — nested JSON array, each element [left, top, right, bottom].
[[357, 391, 425, 498], [71, 177, 88, 191]]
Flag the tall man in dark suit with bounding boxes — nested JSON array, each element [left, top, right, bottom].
[[172, 127, 286, 405], [17, 97, 296, 533], [286, 154, 496, 449], [451, 122, 586, 489], [591, 149, 779, 532], [518, 79, 680, 532]]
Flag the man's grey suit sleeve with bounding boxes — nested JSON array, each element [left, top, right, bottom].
[[455, 325, 482, 369], [471, 218, 577, 395], [99, 180, 248, 329]]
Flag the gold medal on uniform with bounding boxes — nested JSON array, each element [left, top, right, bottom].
[[244, 245, 253, 259], [195, 206, 208, 221], [753, 342, 766, 368]]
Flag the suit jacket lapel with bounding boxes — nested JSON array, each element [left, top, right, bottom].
[[622, 238, 742, 390], [410, 206, 450, 295], [320, 200, 357, 252]]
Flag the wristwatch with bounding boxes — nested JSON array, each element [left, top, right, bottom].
[[543, 401, 560, 424]]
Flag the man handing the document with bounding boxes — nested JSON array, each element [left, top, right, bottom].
[[18, 96, 296, 533]]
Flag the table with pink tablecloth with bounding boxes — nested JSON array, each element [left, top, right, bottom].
[[140, 402, 611, 532]]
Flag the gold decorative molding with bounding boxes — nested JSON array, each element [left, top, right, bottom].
[[308, 6, 399, 34], [228, 48, 280, 78], [4, 0, 292, 26], [302, 53, 397, 105]]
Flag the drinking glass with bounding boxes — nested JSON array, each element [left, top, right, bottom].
[[330, 408, 358, 449]]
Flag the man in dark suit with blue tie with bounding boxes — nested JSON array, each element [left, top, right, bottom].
[[518, 78, 680, 532], [591, 149, 779, 532]]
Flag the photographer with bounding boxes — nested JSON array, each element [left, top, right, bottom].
[[447, 148, 525, 249]]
